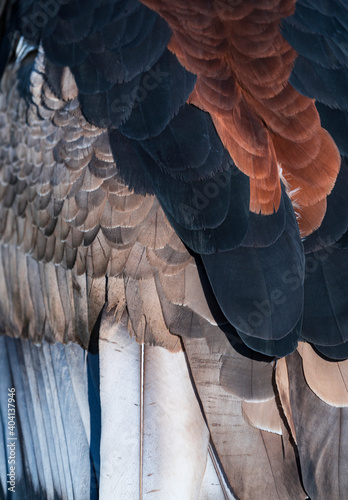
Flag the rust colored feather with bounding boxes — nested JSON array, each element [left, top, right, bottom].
[[140, 0, 341, 234], [294, 198, 327, 237]]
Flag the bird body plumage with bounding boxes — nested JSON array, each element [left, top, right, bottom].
[[0, 0, 348, 498]]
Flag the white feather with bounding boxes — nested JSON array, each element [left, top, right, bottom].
[[98, 311, 234, 499]]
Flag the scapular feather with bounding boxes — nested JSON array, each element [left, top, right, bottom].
[[237, 313, 302, 358], [312, 341, 348, 361], [202, 200, 304, 342]]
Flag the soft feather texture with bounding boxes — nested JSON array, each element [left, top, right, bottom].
[[140, 0, 341, 235], [202, 195, 304, 348], [0, 336, 99, 499], [99, 311, 212, 499], [182, 332, 305, 500], [282, 0, 348, 247], [282, 350, 348, 500], [298, 342, 348, 407], [302, 245, 348, 350], [1, 0, 348, 499], [0, 46, 307, 358], [303, 156, 348, 253]]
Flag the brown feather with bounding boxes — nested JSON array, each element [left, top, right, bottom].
[[294, 198, 327, 237], [286, 350, 348, 499], [182, 333, 305, 499], [242, 398, 282, 435], [301, 343, 348, 407]]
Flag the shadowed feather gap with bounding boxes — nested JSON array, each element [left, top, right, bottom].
[[205, 443, 237, 500]]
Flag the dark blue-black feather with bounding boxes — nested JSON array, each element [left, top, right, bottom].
[[303, 156, 348, 253], [202, 202, 304, 342], [302, 246, 348, 346], [237, 313, 302, 358]]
